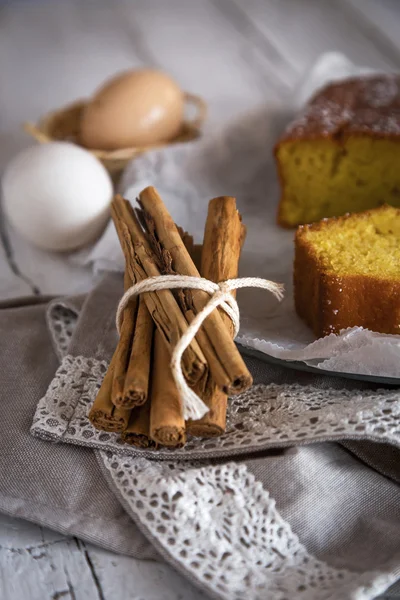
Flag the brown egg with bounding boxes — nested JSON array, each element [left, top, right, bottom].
[[80, 69, 185, 150]]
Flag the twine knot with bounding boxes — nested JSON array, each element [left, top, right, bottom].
[[116, 275, 284, 420]]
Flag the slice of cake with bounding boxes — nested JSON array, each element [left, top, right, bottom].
[[294, 205, 400, 337], [275, 75, 400, 227]]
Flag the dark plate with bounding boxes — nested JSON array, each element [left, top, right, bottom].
[[239, 345, 400, 386]]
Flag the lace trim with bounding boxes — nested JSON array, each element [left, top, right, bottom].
[[46, 302, 79, 361], [99, 452, 398, 600], [31, 355, 400, 459]]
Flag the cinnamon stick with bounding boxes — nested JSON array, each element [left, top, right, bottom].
[[147, 216, 233, 404], [89, 353, 131, 432], [176, 226, 194, 257], [90, 265, 134, 430], [191, 244, 203, 272], [176, 226, 202, 271], [121, 400, 157, 448], [116, 298, 154, 407], [150, 329, 186, 447], [111, 196, 207, 387], [188, 196, 246, 437], [202, 196, 245, 286], [138, 186, 252, 396], [111, 270, 137, 405]]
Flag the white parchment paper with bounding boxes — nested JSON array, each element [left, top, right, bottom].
[[76, 53, 400, 379]]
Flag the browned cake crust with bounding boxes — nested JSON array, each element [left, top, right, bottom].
[[278, 75, 400, 143], [294, 210, 400, 338]]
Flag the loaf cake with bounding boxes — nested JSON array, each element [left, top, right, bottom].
[[275, 75, 400, 227], [294, 205, 400, 337]]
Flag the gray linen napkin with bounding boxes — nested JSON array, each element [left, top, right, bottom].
[[30, 273, 400, 600], [0, 292, 154, 559]]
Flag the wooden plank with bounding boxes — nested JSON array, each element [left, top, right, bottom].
[[0, 0, 144, 128], [112, 0, 291, 124], [87, 544, 206, 600], [0, 515, 99, 600], [0, 513, 205, 600], [223, 0, 400, 79], [345, 0, 400, 63], [0, 514, 62, 549]]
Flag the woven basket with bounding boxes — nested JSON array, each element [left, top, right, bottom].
[[24, 92, 207, 183]]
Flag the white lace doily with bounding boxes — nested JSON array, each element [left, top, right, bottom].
[[46, 302, 79, 361], [97, 452, 400, 600], [31, 353, 400, 460]]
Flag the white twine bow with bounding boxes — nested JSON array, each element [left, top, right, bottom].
[[116, 275, 284, 420]]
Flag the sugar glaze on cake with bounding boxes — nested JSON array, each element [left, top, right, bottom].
[[285, 75, 400, 138]]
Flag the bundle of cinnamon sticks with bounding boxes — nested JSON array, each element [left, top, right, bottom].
[[89, 187, 250, 448]]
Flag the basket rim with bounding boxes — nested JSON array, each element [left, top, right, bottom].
[[23, 91, 207, 159]]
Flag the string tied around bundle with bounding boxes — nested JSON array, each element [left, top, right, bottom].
[[116, 275, 284, 420]]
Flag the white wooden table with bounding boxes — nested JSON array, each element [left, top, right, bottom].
[[1, 1, 399, 598]]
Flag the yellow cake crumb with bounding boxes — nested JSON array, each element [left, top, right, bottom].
[[294, 205, 400, 337], [302, 205, 400, 279], [275, 75, 400, 227], [277, 138, 400, 227]]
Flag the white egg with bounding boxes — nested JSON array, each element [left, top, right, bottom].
[[2, 142, 113, 251]]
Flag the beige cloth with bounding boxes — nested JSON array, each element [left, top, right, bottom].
[[29, 274, 400, 599], [0, 292, 154, 559]]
